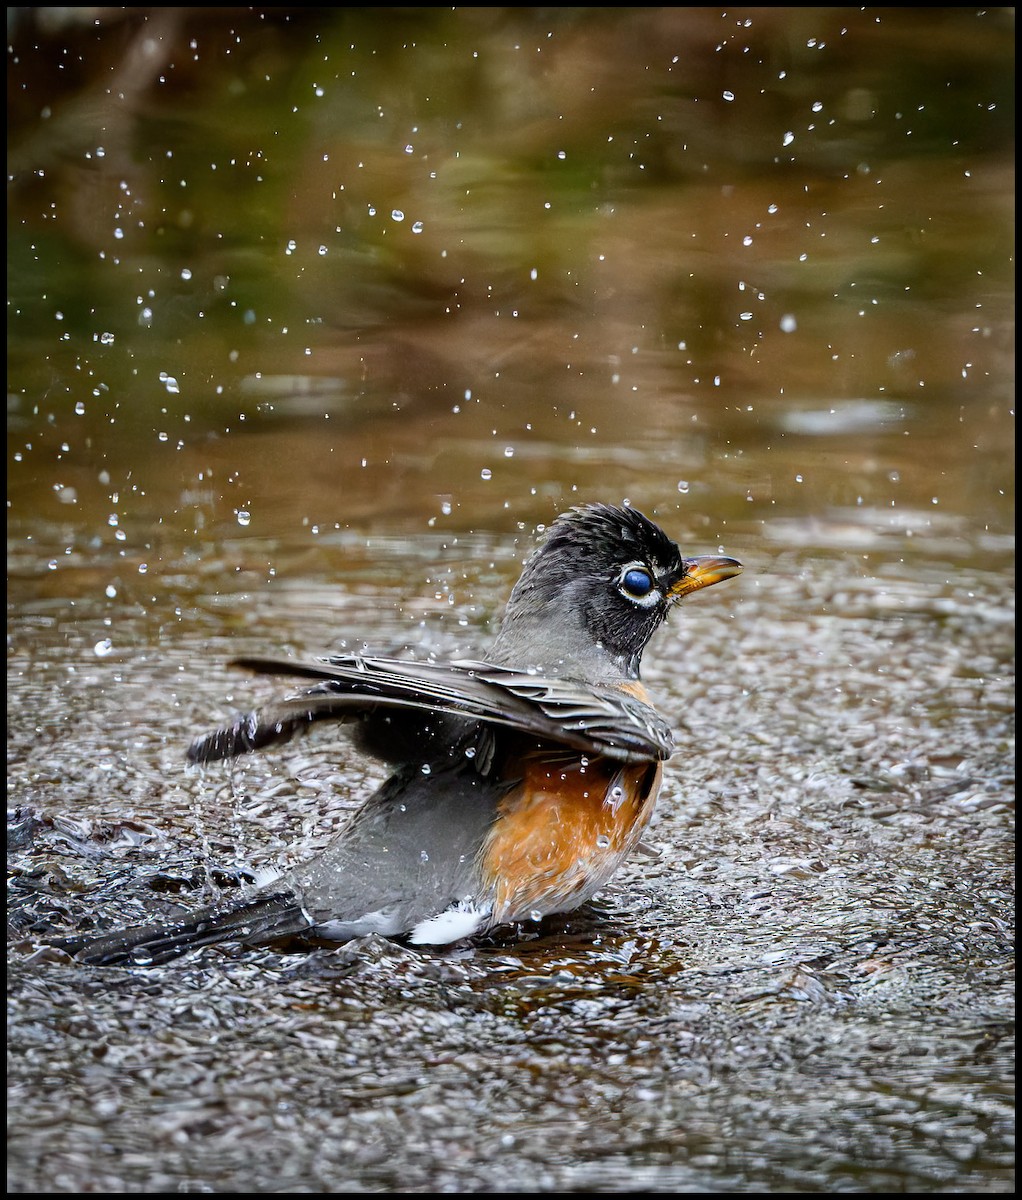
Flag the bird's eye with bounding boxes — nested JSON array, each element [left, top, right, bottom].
[[619, 566, 655, 599]]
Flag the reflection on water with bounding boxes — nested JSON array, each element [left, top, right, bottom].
[[7, 7, 1014, 1196]]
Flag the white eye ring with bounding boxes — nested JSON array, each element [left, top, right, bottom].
[[617, 562, 662, 608]]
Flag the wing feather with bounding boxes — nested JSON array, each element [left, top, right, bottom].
[[187, 654, 674, 766]]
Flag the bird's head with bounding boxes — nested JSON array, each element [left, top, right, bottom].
[[494, 503, 742, 679]]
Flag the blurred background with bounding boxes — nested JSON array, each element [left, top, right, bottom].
[[7, 7, 1015, 1194], [8, 6, 1013, 566]]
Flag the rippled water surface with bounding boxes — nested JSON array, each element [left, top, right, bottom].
[[7, 7, 1014, 1193]]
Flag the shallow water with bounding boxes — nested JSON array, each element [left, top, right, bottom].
[[7, 8, 1014, 1193]]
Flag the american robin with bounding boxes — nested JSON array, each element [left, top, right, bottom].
[[71, 503, 741, 965]]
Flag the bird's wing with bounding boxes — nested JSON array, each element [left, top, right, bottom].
[[187, 654, 675, 767]]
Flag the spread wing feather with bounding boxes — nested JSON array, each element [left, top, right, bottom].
[[187, 654, 675, 766]]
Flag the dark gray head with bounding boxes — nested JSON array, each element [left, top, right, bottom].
[[491, 503, 741, 680]]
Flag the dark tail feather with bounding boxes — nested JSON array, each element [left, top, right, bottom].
[[61, 891, 313, 966]]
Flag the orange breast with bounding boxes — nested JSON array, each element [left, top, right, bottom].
[[481, 753, 663, 924]]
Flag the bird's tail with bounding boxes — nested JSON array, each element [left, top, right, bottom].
[[59, 890, 314, 966]]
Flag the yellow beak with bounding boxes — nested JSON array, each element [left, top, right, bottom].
[[666, 555, 743, 600]]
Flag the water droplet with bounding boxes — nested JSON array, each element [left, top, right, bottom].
[[94, 638, 114, 657], [677, 480, 690, 494], [236, 510, 251, 526]]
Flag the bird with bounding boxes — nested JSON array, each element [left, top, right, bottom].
[[68, 502, 741, 966]]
